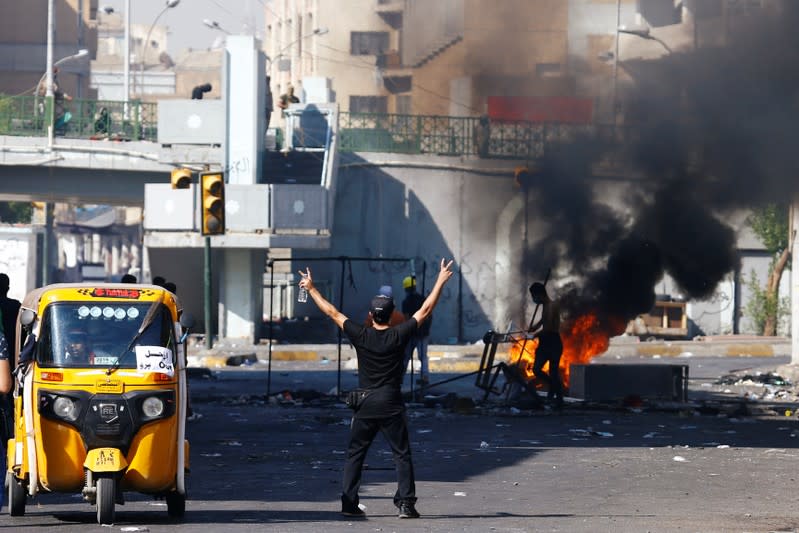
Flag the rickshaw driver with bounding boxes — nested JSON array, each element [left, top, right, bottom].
[[64, 330, 95, 365]]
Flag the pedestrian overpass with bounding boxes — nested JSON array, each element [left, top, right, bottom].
[[0, 87, 611, 344]]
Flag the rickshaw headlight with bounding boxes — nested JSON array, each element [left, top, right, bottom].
[[142, 396, 165, 418], [53, 396, 78, 421]]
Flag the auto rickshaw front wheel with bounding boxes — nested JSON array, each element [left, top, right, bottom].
[[7, 473, 26, 516], [96, 476, 116, 525], [166, 491, 186, 518]]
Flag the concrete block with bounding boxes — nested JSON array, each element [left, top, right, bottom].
[[570, 364, 689, 402]]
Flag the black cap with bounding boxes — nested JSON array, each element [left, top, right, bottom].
[[369, 295, 395, 325]]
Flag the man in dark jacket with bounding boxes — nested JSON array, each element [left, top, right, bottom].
[[299, 258, 454, 520], [0, 274, 21, 355]]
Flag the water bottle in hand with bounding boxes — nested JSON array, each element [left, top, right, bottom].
[[297, 273, 308, 303]]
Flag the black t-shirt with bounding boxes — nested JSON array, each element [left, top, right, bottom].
[[343, 318, 418, 418], [0, 297, 21, 353], [402, 292, 431, 337]]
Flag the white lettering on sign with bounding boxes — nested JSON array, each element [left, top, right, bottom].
[[134, 346, 174, 377]]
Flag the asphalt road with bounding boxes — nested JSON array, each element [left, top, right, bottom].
[[5, 354, 799, 532]]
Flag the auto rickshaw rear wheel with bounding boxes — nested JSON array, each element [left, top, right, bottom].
[[166, 491, 186, 518], [96, 476, 116, 525], [7, 473, 26, 516]]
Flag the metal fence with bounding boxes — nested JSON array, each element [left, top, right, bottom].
[[0, 95, 158, 142], [0, 94, 622, 159], [338, 112, 607, 159]]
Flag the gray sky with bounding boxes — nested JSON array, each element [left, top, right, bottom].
[[102, 0, 265, 55]]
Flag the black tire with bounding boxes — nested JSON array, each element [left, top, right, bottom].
[[8, 473, 26, 516], [166, 491, 186, 518], [96, 476, 115, 525]]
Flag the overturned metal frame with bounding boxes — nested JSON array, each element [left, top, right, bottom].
[[474, 329, 543, 405]]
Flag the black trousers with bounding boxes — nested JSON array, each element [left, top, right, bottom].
[[341, 412, 416, 508], [533, 332, 564, 401]]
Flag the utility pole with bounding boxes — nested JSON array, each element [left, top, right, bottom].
[[612, 0, 621, 131]]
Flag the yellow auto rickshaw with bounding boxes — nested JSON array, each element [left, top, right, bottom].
[[6, 283, 193, 524]]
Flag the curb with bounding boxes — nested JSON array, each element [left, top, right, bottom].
[[186, 340, 791, 369]]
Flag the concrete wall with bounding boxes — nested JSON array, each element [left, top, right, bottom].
[[284, 152, 771, 344]]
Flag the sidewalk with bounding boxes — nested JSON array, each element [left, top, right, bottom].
[[187, 335, 793, 370]]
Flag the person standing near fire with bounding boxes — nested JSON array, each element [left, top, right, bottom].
[[298, 258, 454, 519], [528, 282, 564, 407]]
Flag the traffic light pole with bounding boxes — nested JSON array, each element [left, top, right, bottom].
[[204, 236, 212, 349]]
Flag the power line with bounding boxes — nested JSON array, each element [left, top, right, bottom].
[[313, 43, 480, 113]]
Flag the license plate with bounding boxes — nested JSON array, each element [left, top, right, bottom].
[[92, 448, 122, 469]]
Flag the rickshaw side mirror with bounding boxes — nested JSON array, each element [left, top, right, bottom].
[[179, 313, 195, 330], [20, 309, 36, 328]]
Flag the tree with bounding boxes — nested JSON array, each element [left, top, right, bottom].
[[0, 202, 32, 224], [747, 204, 791, 336]]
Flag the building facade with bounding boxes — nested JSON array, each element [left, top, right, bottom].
[[0, 0, 97, 99]]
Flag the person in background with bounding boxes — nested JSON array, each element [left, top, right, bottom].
[[278, 84, 300, 114], [299, 258, 454, 520], [0, 273, 18, 511], [0, 330, 12, 511], [191, 83, 212, 100], [0, 273, 21, 355], [38, 66, 73, 134], [120, 274, 137, 284], [265, 75, 274, 133], [401, 276, 432, 386], [152, 276, 166, 287]]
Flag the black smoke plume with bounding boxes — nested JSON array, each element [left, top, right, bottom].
[[525, 6, 799, 332]]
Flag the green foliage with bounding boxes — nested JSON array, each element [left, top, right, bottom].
[[0, 202, 32, 224], [748, 204, 790, 267], [745, 204, 792, 335], [745, 270, 790, 335]]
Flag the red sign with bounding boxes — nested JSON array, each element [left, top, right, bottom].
[[487, 96, 594, 124], [90, 288, 141, 299]]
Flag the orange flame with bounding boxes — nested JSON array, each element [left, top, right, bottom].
[[509, 312, 624, 387]]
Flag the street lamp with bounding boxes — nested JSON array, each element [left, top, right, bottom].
[[203, 19, 231, 34], [618, 25, 673, 54], [38, 48, 90, 94], [138, 0, 180, 97], [609, 22, 673, 133], [268, 27, 328, 73], [37, 48, 90, 131]]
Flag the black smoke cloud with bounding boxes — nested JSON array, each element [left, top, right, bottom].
[[525, 6, 799, 330]]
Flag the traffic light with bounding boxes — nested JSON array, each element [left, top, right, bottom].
[[200, 171, 225, 236], [171, 167, 192, 189]]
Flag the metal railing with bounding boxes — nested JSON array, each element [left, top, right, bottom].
[[0, 95, 158, 142], [0, 94, 629, 160], [338, 112, 612, 159]]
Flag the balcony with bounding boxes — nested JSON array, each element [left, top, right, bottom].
[[376, 50, 412, 93], [376, 0, 403, 28]]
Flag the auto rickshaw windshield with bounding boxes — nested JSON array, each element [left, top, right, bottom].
[[36, 302, 175, 368]]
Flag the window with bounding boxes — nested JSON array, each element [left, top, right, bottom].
[[535, 63, 561, 77], [726, 0, 763, 16], [350, 32, 389, 55], [396, 94, 412, 115], [37, 302, 175, 368], [350, 96, 388, 114]]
